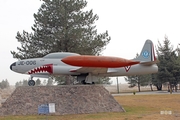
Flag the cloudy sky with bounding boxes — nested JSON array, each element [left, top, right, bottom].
[[1, 0, 180, 85]]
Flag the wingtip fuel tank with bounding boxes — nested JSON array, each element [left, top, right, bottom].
[[61, 55, 140, 68]]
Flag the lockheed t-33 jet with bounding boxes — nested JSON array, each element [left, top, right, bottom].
[[10, 40, 158, 86]]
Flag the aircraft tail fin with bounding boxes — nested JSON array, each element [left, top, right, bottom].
[[134, 40, 157, 64]]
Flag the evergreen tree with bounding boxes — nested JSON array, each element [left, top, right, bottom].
[[43, 80, 47, 85], [5, 79, 10, 88], [19, 81, 23, 86], [15, 81, 23, 87], [125, 74, 151, 92], [124, 53, 152, 92], [96, 77, 112, 85], [15, 81, 21, 88], [46, 78, 54, 86], [11, 0, 110, 59], [156, 36, 180, 92], [35, 78, 41, 86], [22, 79, 28, 86], [151, 73, 163, 90], [54, 76, 70, 85], [11, 0, 111, 85], [168, 50, 180, 91], [0, 79, 10, 89]]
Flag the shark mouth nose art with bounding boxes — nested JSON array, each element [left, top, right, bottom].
[[28, 64, 53, 74]]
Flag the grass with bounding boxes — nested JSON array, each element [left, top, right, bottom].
[[0, 94, 180, 120]]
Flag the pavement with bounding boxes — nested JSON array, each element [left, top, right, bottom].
[[112, 90, 180, 96]]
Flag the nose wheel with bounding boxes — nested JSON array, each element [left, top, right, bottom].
[[28, 80, 35, 86]]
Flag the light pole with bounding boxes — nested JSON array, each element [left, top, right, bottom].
[[177, 44, 180, 90], [116, 77, 120, 94]]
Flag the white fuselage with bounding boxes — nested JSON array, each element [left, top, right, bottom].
[[10, 57, 158, 78]]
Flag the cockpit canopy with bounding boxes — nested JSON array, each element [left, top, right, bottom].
[[43, 52, 80, 59]]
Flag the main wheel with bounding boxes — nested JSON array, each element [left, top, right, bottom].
[[81, 80, 86, 85], [28, 80, 35, 86]]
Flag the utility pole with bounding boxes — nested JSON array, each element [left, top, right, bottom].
[[116, 77, 120, 94]]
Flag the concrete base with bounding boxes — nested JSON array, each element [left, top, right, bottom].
[[0, 85, 125, 115]]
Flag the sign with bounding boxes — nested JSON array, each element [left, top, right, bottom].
[[38, 103, 56, 114], [38, 104, 49, 114], [49, 103, 55, 113]]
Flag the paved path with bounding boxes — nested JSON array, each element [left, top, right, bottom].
[[112, 90, 180, 96]]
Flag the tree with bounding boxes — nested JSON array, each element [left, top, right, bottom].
[[95, 77, 112, 85], [15, 81, 21, 88], [46, 78, 54, 86], [35, 78, 41, 86], [11, 0, 111, 85], [22, 79, 28, 86], [11, 0, 110, 59], [43, 80, 47, 85], [156, 36, 180, 92], [15, 80, 28, 87], [15, 81, 23, 88], [151, 73, 163, 91], [0, 79, 10, 89], [54, 76, 73, 85], [168, 51, 180, 92], [125, 74, 151, 92], [124, 53, 152, 92]]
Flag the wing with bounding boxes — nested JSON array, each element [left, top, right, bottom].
[[70, 67, 108, 75], [31, 74, 50, 78]]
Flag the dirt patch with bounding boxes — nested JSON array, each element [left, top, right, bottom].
[[0, 87, 15, 107]]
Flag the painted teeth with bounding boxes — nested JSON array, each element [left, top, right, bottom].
[[28, 64, 52, 74]]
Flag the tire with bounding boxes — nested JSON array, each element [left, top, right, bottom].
[[81, 80, 86, 85], [28, 80, 35, 86]]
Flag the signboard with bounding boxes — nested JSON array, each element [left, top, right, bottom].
[[38, 103, 56, 114], [49, 103, 55, 113], [38, 104, 49, 114]]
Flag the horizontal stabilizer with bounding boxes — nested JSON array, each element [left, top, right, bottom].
[[140, 60, 159, 66]]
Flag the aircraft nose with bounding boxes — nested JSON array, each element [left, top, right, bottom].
[[10, 62, 16, 70]]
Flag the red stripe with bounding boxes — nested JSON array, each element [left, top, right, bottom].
[[152, 43, 156, 61]]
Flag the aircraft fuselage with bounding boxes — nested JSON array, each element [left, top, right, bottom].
[[10, 40, 159, 86], [10, 57, 158, 78]]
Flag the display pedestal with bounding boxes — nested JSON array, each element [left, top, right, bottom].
[[0, 85, 125, 115]]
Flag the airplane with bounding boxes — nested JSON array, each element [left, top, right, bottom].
[[10, 40, 158, 86]]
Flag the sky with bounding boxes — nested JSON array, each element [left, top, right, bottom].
[[1, 0, 180, 85]]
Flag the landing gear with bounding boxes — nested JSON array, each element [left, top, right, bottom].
[[28, 76, 35, 86], [81, 80, 95, 85], [77, 73, 97, 85], [28, 80, 35, 86], [81, 80, 86, 85]]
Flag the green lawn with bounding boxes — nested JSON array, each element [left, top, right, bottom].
[[0, 94, 180, 120]]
